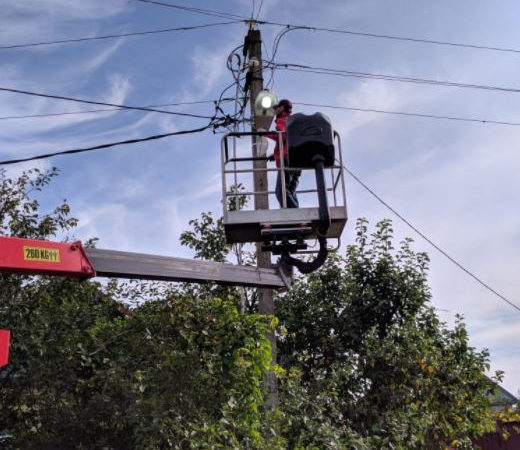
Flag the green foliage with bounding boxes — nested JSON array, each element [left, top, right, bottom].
[[180, 212, 228, 263], [178, 184, 257, 312], [0, 170, 501, 449], [0, 169, 275, 449], [278, 367, 372, 449], [85, 294, 274, 449], [0, 167, 77, 239], [1, 282, 275, 448], [1, 277, 131, 449], [276, 218, 498, 449], [227, 183, 248, 213]]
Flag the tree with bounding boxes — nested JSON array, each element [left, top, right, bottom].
[[276, 219, 499, 449], [0, 168, 126, 447], [172, 209, 502, 448], [0, 169, 277, 449], [179, 184, 258, 313]]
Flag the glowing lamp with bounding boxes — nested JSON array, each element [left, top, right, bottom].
[[254, 90, 278, 130]]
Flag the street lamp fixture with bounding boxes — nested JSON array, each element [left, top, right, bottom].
[[254, 90, 278, 130]]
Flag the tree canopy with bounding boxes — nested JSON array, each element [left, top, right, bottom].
[[276, 219, 498, 448]]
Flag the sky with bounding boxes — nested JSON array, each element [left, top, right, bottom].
[[1, 0, 519, 396]]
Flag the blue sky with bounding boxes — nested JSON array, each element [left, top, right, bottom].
[[1, 0, 520, 395]]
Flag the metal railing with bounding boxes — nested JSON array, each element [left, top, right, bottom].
[[221, 130, 347, 216]]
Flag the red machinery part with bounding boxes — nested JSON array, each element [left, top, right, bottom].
[[0, 330, 10, 367], [0, 236, 96, 279]]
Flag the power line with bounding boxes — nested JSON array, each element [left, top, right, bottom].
[[295, 102, 520, 127], [9, 3, 514, 61], [0, 124, 214, 166], [0, 22, 242, 50], [272, 62, 520, 95], [344, 165, 520, 313], [133, 0, 244, 20], [0, 99, 235, 121], [260, 21, 520, 55], [132, 1, 520, 55], [0, 86, 214, 119], [255, 0, 265, 21], [4, 97, 519, 128]]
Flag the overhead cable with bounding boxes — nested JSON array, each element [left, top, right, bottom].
[[4, 98, 519, 128], [133, 0, 243, 20], [0, 98, 235, 121], [0, 124, 214, 166], [0, 86, 214, 119], [260, 21, 520, 55], [345, 166, 520, 313], [273, 63, 520, 94], [295, 102, 520, 127], [0, 22, 242, 50], [250, 0, 256, 20], [132, 1, 520, 55], [255, 0, 265, 21]]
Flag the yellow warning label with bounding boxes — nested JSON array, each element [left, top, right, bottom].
[[23, 246, 61, 263]]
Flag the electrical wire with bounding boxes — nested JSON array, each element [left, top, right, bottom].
[[272, 62, 520, 95], [260, 21, 520, 55], [223, 46, 250, 131], [255, 0, 265, 21], [3, 98, 517, 127], [133, 0, 244, 20], [131, 1, 520, 55], [9, 3, 515, 66], [270, 28, 305, 63], [0, 86, 214, 119], [226, 45, 243, 82], [264, 27, 307, 89], [0, 22, 242, 50], [344, 165, 520, 313], [294, 102, 520, 127], [0, 123, 217, 166], [214, 75, 249, 132], [0, 99, 236, 121], [216, 41, 252, 133]]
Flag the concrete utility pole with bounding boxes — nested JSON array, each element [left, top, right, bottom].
[[247, 26, 279, 408]]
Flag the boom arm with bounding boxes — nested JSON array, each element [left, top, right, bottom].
[[0, 236, 288, 289]]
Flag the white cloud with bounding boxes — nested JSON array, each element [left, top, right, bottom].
[[75, 202, 141, 250], [2, 0, 128, 39], [489, 355, 520, 397], [473, 320, 520, 350], [82, 40, 125, 76], [0, 72, 133, 156], [190, 46, 228, 97]]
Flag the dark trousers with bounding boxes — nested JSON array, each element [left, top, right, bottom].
[[276, 169, 300, 208]]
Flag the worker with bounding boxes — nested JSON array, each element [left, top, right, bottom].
[[267, 99, 300, 208]]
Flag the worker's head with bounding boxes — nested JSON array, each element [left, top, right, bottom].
[[275, 98, 292, 115]]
